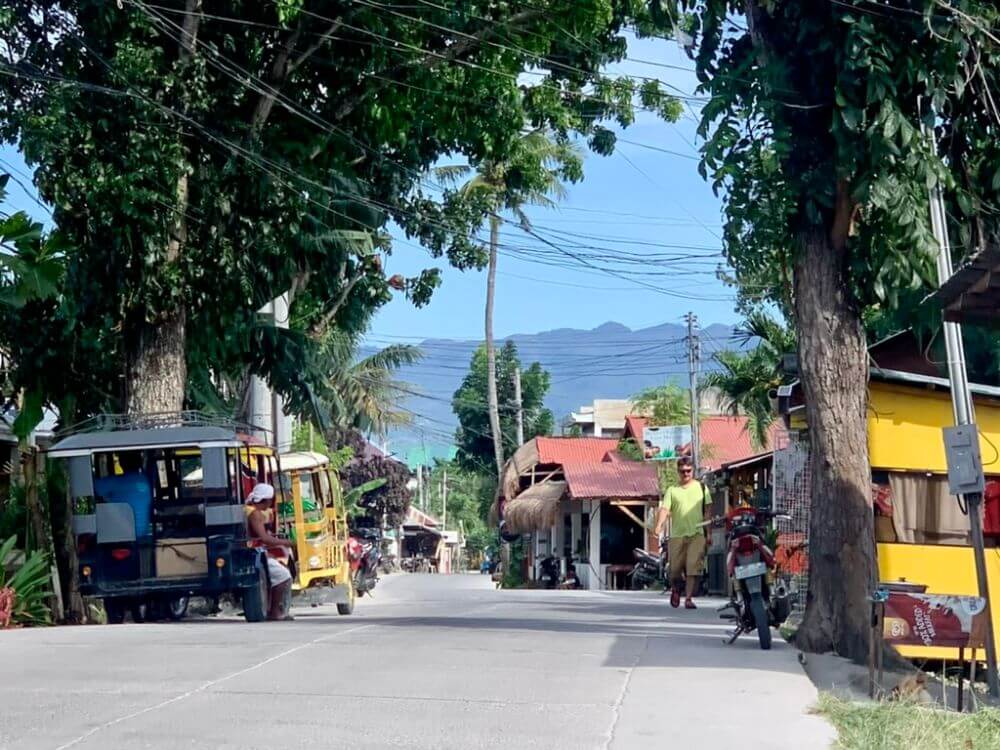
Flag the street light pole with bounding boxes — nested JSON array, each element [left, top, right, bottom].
[[927, 125, 1000, 697]]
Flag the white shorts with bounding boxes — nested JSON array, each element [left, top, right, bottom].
[[266, 556, 292, 586]]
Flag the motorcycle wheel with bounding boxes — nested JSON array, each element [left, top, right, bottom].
[[749, 593, 772, 650], [630, 574, 643, 591], [166, 596, 189, 621]]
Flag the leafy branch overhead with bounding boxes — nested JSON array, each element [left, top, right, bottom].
[[0, 1, 683, 424]]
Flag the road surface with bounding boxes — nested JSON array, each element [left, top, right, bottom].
[[1, 574, 834, 749]]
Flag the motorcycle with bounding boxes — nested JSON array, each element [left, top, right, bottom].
[[628, 537, 669, 591], [348, 527, 381, 597], [537, 555, 560, 589], [716, 508, 792, 650]]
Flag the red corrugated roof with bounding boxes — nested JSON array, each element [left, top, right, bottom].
[[624, 415, 648, 441], [700, 416, 780, 471], [563, 462, 660, 500], [536, 437, 618, 465]]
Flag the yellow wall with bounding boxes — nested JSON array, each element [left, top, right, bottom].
[[868, 382, 1000, 473], [878, 542, 1000, 660]]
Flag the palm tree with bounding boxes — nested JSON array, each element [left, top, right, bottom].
[[322, 329, 421, 438], [437, 130, 581, 481], [702, 312, 796, 449]]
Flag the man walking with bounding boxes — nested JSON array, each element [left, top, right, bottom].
[[654, 456, 711, 609]]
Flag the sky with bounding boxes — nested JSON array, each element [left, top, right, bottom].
[[369, 35, 738, 345], [0, 33, 738, 346]]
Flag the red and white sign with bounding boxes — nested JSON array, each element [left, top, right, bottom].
[[883, 593, 989, 649]]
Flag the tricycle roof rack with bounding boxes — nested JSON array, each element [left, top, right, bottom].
[[47, 412, 263, 458]]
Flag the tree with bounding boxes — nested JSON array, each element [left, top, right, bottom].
[[631, 382, 690, 426], [336, 429, 412, 527], [437, 129, 583, 482], [661, 1, 1000, 660], [703, 312, 795, 449], [453, 342, 553, 474], [422, 460, 495, 557], [1, 2, 681, 424]]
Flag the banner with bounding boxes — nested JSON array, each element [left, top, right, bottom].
[[641, 424, 692, 461], [882, 593, 989, 649]]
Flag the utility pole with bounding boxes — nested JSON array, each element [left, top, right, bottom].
[[513, 368, 525, 446], [442, 467, 448, 528], [685, 312, 701, 475], [926, 124, 1000, 698], [417, 464, 424, 510]]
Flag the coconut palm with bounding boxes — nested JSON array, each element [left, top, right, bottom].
[[324, 329, 421, 438], [436, 130, 582, 481], [702, 312, 796, 449]]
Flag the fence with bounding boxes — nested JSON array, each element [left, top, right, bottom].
[[772, 430, 812, 614]]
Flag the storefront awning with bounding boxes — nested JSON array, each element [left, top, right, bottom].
[[503, 481, 567, 533]]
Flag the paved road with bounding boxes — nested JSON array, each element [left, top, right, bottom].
[[1, 574, 834, 750]]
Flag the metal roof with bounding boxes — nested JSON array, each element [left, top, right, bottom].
[[535, 437, 618, 464], [562, 462, 660, 500], [929, 244, 1000, 326], [783, 368, 1000, 401], [48, 425, 242, 457]]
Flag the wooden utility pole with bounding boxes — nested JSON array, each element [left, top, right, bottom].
[[686, 312, 701, 475], [513, 368, 525, 446], [442, 468, 448, 528]]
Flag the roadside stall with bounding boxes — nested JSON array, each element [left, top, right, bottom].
[[777, 347, 1000, 661]]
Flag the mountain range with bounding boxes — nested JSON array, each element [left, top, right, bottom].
[[374, 320, 739, 464]]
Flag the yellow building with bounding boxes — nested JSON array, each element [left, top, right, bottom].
[[782, 342, 1000, 659]]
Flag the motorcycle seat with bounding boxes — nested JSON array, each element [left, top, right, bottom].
[[633, 548, 658, 564]]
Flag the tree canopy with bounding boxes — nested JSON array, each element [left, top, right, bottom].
[[0, 0, 679, 426], [453, 341, 553, 473], [663, 0, 1000, 660]]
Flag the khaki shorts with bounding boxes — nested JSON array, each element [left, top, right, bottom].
[[668, 534, 706, 582]]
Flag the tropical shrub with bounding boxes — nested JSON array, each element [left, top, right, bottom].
[[0, 534, 52, 627]]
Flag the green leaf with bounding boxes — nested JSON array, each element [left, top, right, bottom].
[[12, 389, 44, 441]]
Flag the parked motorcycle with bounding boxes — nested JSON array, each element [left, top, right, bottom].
[[348, 527, 381, 597], [716, 508, 792, 650], [629, 537, 669, 591], [537, 555, 560, 589]]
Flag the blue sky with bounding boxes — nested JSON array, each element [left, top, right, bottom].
[[1, 35, 737, 344]]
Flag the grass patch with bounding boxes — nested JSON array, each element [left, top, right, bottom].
[[816, 693, 1000, 749]]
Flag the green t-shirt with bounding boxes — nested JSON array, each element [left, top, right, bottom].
[[661, 480, 710, 539]]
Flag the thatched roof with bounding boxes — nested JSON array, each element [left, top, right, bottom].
[[502, 481, 567, 533]]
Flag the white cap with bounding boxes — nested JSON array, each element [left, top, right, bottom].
[[248, 483, 275, 504]]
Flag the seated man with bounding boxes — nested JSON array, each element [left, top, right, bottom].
[[559, 563, 582, 590], [245, 483, 295, 621], [94, 451, 153, 540]]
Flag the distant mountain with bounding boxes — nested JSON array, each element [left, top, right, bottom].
[[372, 321, 739, 464]]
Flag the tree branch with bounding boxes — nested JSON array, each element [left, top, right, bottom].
[[289, 18, 345, 74], [330, 8, 544, 123], [309, 272, 365, 340], [249, 23, 303, 137]]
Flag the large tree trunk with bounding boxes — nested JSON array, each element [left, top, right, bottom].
[[126, 311, 188, 415], [485, 216, 505, 483], [792, 226, 876, 662]]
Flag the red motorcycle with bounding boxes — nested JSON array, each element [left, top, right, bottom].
[[715, 508, 792, 650]]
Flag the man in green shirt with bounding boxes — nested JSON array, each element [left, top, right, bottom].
[[654, 456, 711, 609]]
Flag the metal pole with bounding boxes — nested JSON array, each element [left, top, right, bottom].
[[927, 124, 1000, 697], [513, 368, 525, 446], [687, 312, 700, 475], [442, 468, 448, 528]]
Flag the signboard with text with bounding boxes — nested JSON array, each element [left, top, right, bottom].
[[882, 593, 988, 649], [641, 425, 692, 461]]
